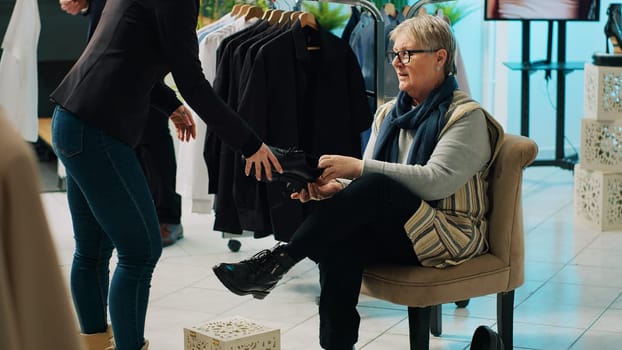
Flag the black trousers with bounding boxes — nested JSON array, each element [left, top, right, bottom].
[[285, 173, 422, 349], [134, 107, 181, 224]]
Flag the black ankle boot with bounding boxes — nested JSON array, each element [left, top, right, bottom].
[[213, 245, 296, 300], [605, 3, 622, 54], [245, 146, 323, 192]]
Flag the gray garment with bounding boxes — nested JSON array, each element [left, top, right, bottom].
[[348, 11, 401, 99], [362, 109, 491, 201]]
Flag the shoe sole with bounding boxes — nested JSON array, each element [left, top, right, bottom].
[[212, 265, 269, 300]]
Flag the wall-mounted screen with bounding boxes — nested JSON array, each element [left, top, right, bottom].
[[484, 0, 600, 21]]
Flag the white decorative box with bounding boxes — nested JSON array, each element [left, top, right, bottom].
[[184, 316, 280, 350], [574, 164, 622, 231], [580, 118, 622, 171], [584, 63, 622, 120]]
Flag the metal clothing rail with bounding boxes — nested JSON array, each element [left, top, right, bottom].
[[314, 0, 385, 108], [405, 0, 456, 19]]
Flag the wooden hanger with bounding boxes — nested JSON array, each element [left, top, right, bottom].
[[278, 10, 293, 27], [402, 5, 411, 17], [235, 4, 250, 18], [267, 9, 284, 25], [242, 5, 263, 21], [289, 11, 303, 23], [262, 9, 274, 20], [297, 12, 320, 50], [298, 12, 318, 30], [384, 3, 397, 18], [230, 4, 243, 17]]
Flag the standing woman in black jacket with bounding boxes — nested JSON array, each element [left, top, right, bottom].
[[51, 1, 281, 349], [62, 0, 187, 247]]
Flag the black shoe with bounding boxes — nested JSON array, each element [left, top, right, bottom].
[[246, 146, 323, 192], [212, 245, 296, 300], [470, 325, 504, 350]]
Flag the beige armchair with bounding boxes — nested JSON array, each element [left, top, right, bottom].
[[361, 134, 538, 350]]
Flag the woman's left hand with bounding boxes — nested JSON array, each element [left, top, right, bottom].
[[169, 105, 196, 142], [291, 180, 343, 202], [317, 154, 363, 182]]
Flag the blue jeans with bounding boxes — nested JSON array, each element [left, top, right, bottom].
[[52, 106, 162, 350]]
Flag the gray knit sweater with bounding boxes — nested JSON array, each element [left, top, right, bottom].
[[361, 105, 491, 201]]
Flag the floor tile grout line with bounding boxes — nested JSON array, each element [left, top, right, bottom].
[[566, 290, 622, 349]]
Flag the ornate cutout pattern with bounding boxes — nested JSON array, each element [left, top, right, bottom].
[[575, 165, 622, 230], [184, 317, 280, 350], [602, 71, 622, 113], [581, 119, 622, 171], [584, 64, 622, 119]]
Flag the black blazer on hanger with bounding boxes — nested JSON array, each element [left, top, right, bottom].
[[233, 21, 372, 240], [51, 0, 261, 156]]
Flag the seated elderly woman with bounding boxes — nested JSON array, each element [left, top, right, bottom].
[[213, 14, 504, 350]]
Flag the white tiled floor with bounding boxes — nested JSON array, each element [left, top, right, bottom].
[[41, 166, 622, 349]]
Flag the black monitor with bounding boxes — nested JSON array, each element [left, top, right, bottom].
[[484, 0, 600, 21]]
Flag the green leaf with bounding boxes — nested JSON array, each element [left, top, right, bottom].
[[428, 3, 478, 26], [301, 2, 351, 32]]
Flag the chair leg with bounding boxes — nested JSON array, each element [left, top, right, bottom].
[[430, 304, 442, 336], [497, 290, 515, 350], [408, 306, 430, 350]]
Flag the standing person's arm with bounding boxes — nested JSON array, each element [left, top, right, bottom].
[[156, 2, 281, 180], [150, 81, 181, 117], [60, 0, 106, 38]]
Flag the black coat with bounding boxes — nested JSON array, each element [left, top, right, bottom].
[[228, 22, 372, 240]]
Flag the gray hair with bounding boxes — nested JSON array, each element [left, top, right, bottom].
[[389, 15, 457, 76]]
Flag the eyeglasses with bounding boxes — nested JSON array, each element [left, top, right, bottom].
[[386, 49, 439, 64]]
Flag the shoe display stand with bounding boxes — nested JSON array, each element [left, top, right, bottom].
[[575, 61, 622, 230], [504, 21, 581, 170]]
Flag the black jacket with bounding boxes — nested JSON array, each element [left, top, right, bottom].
[[51, 0, 262, 155], [231, 22, 372, 239]]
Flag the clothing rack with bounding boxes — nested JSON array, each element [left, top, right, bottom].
[[314, 0, 385, 108], [219, 1, 384, 250], [405, 0, 456, 19]]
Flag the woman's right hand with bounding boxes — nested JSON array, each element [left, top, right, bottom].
[[291, 181, 343, 203], [317, 154, 363, 182], [244, 143, 283, 181]]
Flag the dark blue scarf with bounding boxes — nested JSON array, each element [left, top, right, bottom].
[[372, 75, 458, 166]]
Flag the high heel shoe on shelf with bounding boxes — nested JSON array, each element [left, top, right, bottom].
[[605, 3, 622, 54]]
